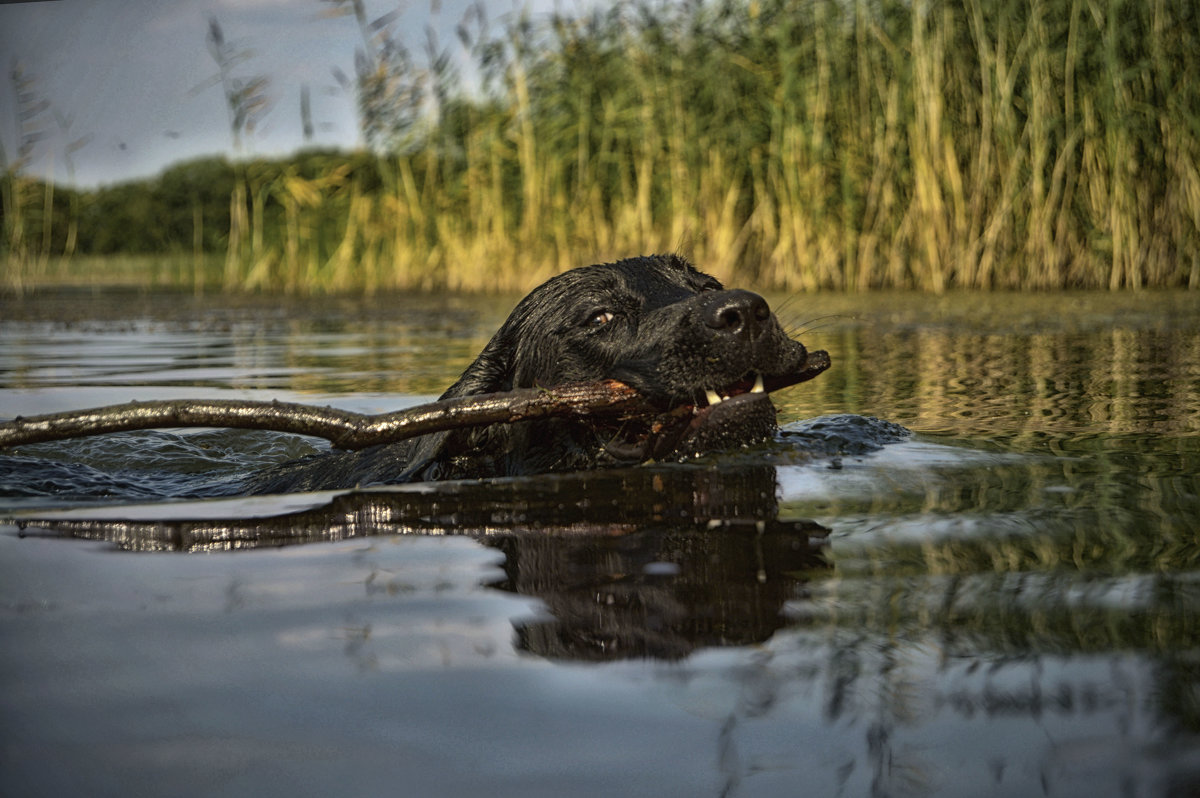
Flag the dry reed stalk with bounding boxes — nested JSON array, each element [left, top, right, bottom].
[[12, 0, 1198, 295]]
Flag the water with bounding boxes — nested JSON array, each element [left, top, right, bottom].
[[2, 287, 1199, 797]]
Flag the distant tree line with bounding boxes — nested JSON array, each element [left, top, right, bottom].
[[4, 150, 381, 256]]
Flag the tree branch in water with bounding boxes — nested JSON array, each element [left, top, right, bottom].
[[0, 381, 649, 451], [0, 351, 831, 452]]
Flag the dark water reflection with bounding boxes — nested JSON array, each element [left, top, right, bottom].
[[2, 288, 1199, 797], [17, 465, 828, 662]]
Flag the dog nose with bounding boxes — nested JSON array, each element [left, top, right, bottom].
[[701, 290, 771, 339]]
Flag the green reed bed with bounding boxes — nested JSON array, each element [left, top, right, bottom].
[[3, 0, 1198, 293]]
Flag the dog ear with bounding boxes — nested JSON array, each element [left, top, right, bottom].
[[439, 330, 514, 398]]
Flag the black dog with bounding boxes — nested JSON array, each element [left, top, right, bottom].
[[242, 254, 826, 494]]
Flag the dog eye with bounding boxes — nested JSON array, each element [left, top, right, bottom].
[[585, 310, 615, 328]]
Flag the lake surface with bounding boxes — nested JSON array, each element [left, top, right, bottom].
[[2, 287, 1199, 797]]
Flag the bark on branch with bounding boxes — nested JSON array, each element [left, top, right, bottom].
[[0, 381, 650, 451], [0, 351, 831, 452]]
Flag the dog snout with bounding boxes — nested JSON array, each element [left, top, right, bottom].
[[701, 290, 772, 339]]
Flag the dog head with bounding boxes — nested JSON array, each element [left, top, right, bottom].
[[443, 254, 820, 402], [406, 255, 828, 479]]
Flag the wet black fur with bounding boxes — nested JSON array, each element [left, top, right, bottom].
[[240, 254, 808, 493]]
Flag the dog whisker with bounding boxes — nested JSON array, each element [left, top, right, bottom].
[[786, 313, 852, 338]]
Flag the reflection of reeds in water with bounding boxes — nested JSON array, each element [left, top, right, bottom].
[[800, 566, 1200, 656], [6, 0, 1200, 293], [773, 294, 1200, 595], [782, 313, 1200, 442]]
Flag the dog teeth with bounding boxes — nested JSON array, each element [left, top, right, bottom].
[[705, 376, 764, 406]]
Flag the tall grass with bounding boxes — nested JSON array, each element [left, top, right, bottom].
[[275, 0, 1200, 292], [5, 0, 1199, 293], [2, 60, 52, 293]]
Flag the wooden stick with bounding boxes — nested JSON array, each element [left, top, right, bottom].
[[0, 381, 648, 451], [0, 350, 830, 451]]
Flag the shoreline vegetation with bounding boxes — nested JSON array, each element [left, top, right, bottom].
[[3, 0, 1199, 295]]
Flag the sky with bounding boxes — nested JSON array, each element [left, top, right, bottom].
[[0, 0, 547, 188]]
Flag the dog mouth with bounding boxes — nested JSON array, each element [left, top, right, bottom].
[[695, 349, 832, 410], [602, 349, 831, 464], [701, 374, 765, 408]]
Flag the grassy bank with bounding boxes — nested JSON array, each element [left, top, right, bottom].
[[2, 254, 224, 292], [4, 0, 1199, 293]]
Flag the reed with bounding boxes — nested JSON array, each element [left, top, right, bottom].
[[4, 0, 1198, 293], [257, 0, 1200, 292], [2, 61, 48, 293]]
